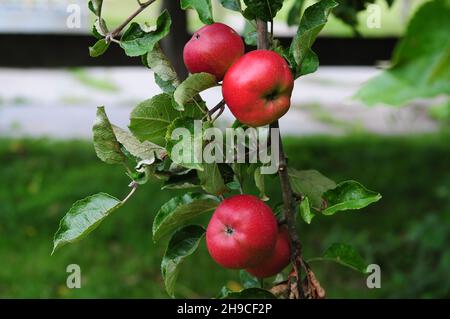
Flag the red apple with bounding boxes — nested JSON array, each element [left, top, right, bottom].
[[206, 194, 278, 269], [246, 226, 291, 278], [183, 23, 245, 81], [222, 50, 294, 127]]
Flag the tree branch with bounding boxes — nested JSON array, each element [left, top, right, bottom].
[[106, 0, 157, 41], [256, 19, 305, 299]]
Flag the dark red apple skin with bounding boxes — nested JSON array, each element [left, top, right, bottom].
[[183, 23, 245, 81], [222, 50, 294, 127], [206, 194, 278, 269], [246, 226, 291, 278]]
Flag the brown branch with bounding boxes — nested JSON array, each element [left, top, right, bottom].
[[208, 100, 226, 116], [256, 19, 305, 299], [106, 0, 157, 41]]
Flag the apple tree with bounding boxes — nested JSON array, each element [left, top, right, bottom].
[[51, 0, 388, 299]]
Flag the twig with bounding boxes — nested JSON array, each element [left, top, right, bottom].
[[256, 19, 305, 299], [208, 100, 226, 116], [104, 0, 157, 41]]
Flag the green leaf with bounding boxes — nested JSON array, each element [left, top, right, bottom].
[[299, 196, 314, 224], [153, 193, 218, 242], [243, 21, 257, 46], [146, 44, 180, 93], [254, 166, 269, 201], [287, 0, 305, 26], [129, 94, 203, 147], [93, 106, 125, 164], [222, 288, 276, 299], [243, 0, 284, 22], [216, 286, 233, 298], [162, 170, 201, 190], [240, 270, 260, 289], [181, 0, 214, 24], [120, 10, 171, 57], [89, 39, 110, 58], [355, 0, 450, 106], [197, 163, 228, 195], [88, 0, 103, 16], [111, 125, 165, 162], [155, 74, 177, 94], [311, 243, 368, 273], [165, 117, 205, 171], [161, 225, 205, 297], [174, 73, 217, 111], [219, 0, 242, 12], [52, 193, 121, 254], [288, 168, 336, 208], [289, 0, 338, 77], [322, 181, 381, 215], [92, 18, 108, 39]]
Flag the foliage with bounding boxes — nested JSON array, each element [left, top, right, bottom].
[[356, 0, 450, 106], [49, 0, 419, 298]]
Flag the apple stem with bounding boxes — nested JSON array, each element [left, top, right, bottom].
[[256, 19, 306, 299]]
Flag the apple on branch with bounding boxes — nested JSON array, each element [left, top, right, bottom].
[[222, 50, 294, 127], [206, 194, 278, 269], [183, 23, 245, 81]]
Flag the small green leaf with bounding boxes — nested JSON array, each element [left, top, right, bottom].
[[165, 117, 205, 171], [181, 0, 214, 25], [161, 225, 205, 297], [254, 166, 269, 201], [243, 0, 284, 22], [174, 73, 217, 111], [52, 193, 121, 254], [240, 270, 260, 289], [146, 44, 180, 93], [129, 94, 203, 146], [219, 0, 242, 12], [153, 193, 219, 242], [155, 74, 177, 94], [288, 168, 336, 208], [222, 288, 276, 299], [111, 125, 165, 162], [93, 18, 108, 38], [287, 0, 305, 26], [93, 106, 125, 164], [120, 10, 171, 57], [198, 163, 228, 195], [299, 196, 314, 224], [89, 39, 110, 58], [88, 0, 103, 16], [162, 170, 201, 190], [289, 0, 338, 77], [355, 0, 450, 106], [216, 286, 233, 298], [310, 243, 369, 273], [322, 181, 382, 215]]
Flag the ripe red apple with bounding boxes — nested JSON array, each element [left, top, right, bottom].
[[246, 226, 291, 278], [183, 23, 245, 81], [206, 194, 278, 269], [222, 50, 294, 127]]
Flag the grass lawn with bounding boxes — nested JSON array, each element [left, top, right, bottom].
[[0, 133, 449, 298]]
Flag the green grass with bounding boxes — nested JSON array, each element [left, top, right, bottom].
[[0, 133, 449, 298]]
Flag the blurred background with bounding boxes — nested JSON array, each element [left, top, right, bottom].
[[0, 0, 449, 298]]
